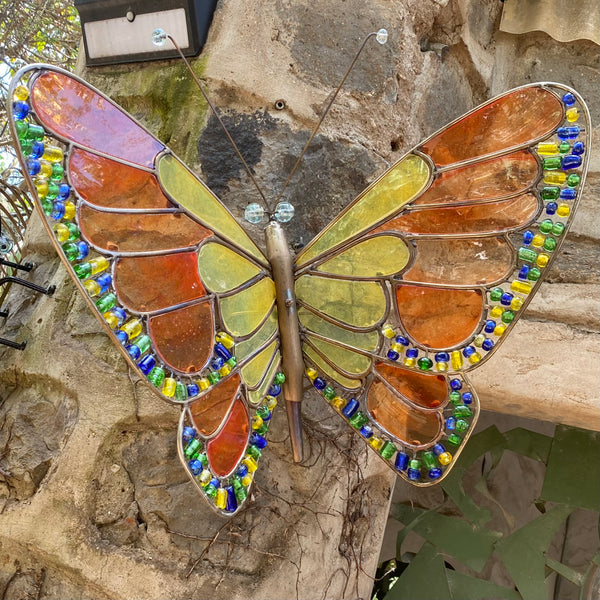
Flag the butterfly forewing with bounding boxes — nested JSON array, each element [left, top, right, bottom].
[[297, 83, 589, 485], [10, 65, 283, 516]]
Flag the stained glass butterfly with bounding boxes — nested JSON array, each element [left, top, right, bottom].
[[8, 37, 589, 517]]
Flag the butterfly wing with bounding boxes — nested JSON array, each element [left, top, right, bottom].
[[294, 83, 589, 484], [9, 65, 282, 514]]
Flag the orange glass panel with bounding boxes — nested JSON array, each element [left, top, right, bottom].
[[149, 300, 214, 373], [379, 194, 539, 235], [190, 374, 241, 436], [375, 363, 448, 408], [69, 148, 171, 209], [413, 151, 539, 206], [368, 379, 442, 446], [31, 71, 163, 167], [115, 252, 206, 312], [404, 238, 513, 285], [207, 398, 249, 477], [79, 205, 211, 253], [421, 87, 563, 167], [396, 285, 483, 348]]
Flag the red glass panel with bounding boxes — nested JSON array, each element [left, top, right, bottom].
[[420, 87, 563, 167], [69, 148, 171, 209], [375, 363, 448, 408], [190, 375, 241, 436], [207, 398, 249, 477], [115, 252, 206, 312], [31, 71, 163, 167], [396, 285, 483, 348], [149, 300, 214, 373]]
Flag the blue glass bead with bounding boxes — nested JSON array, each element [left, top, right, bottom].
[[50, 201, 65, 220], [138, 355, 155, 375], [57, 184, 70, 199], [562, 154, 582, 170], [407, 468, 421, 481], [395, 452, 409, 471], [518, 266, 530, 280], [226, 486, 237, 512], [211, 356, 225, 370], [462, 392, 473, 404], [127, 344, 141, 360], [406, 348, 418, 358], [484, 320, 496, 333], [115, 330, 129, 344], [562, 92, 576, 106], [559, 188, 577, 200], [269, 384, 281, 396], [187, 383, 199, 397], [482, 338, 494, 351], [572, 141, 585, 155], [395, 336, 409, 346], [96, 273, 112, 293], [210, 478, 220, 488], [76, 242, 89, 260], [112, 307, 127, 322], [500, 292, 513, 306], [429, 468, 442, 479], [237, 464, 249, 478], [434, 352, 450, 362], [182, 427, 196, 442], [250, 433, 267, 449], [445, 416, 456, 430], [27, 158, 41, 176], [13, 101, 29, 119], [214, 342, 232, 360], [450, 379, 462, 390], [342, 398, 359, 417], [359, 424, 373, 438], [313, 377, 326, 390], [188, 459, 203, 475], [462, 346, 475, 357], [31, 141, 45, 158], [433, 443, 445, 456], [387, 350, 400, 361], [557, 126, 580, 140], [546, 202, 558, 215], [522, 230, 534, 245]]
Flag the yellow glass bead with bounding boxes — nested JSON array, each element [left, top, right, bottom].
[[63, 201, 76, 220], [490, 306, 503, 318], [198, 377, 210, 391], [243, 455, 258, 473], [566, 107, 579, 122], [215, 331, 235, 349], [42, 145, 64, 163], [89, 256, 109, 275], [382, 324, 395, 338], [510, 280, 532, 295], [438, 452, 453, 466], [473, 334, 485, 347], [162, 378, 176, 397], [537, 142, 559, 155], [14, 85, 29, 101], [468, 353, 481, 364], [435, 362, 448, 372], [84, 280, 102, 297], [451, 351, 463, 370], [251, 415, 263, 429], [39, 160, 53, 178], [556, 203, 570, 217], [103, 310, 119, 328], [218, 364, 231, 377], [390, 342, 403, 354], [368, 436, 384, 451], [536, 253, 550, 268], [241, 473, 253, 487], [305, 367, 318, 381], [35, 180, 49, 198], [198, 469, 211, 485], [494, 323, 506, 336], [53, 223, 70, 242], [510, 297, 524, 311], [215, 488, 227, 509], [265, 395, 277, 410], [121, 318, 143, 339], [403, 357, 416, 368], [531, 234, 545, 248], [332, 396, 347, 410], [543, 171, 567, 185]]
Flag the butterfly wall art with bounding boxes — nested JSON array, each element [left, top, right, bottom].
[[8, 28, 590, 518]]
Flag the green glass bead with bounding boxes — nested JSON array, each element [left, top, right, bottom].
[[65, 223, 80, 240], [134, 335, 152, 354], [542, 157, 561, 170], [148, 366, 165, 388], [455, 419, 469, 432], [42, 199, 53, 215], [527, 267, 541, 281], [422, 451, 437, 470], [447, 433, 462, 446], [380, 441, 395, 460], [247, 445, 261, 460], [558, 141, 571, 154], [15, 120, 29, 138], [566, 173, 581, 187], [255, 423, 268, 436], [95, 293, 117, 312], [453, 405, 472, 418], [256, 405, 271, 419], [226, 356, 237, 368], [20, 139, 33, 156], [274, 372, 286, 385], [323, 385, 336, 400], [543, 237, 557, 252], [204, 484, 217, 498], [232, 477, 247, 502], [207, 371, 220, 385], [349, 411, 369, 429], [50, 163, 64, 181], [540, 187, 560, 201], [409, 459, 421, 470], [62, 242, 79, 262], [489, 287, 503, 302], [518, 247, 537, 263], [25, 124, 44, 140], [46, 182, 59, 199], [449, 391, 461, 405], [74, 263, 92, 279], [501, 310, 515, 324], [539, 219, 553, 234], [197, 453, 208, 467], [552, 222, 565, 236], [175, 382, 187, 401], [184, 438, 200, 459], [417, 357, 433, 371]]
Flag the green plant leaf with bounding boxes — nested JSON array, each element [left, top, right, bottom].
[[541, 425, 600, 511], [502, 428, 553, 462], [496, 504, 573, 600], [446, 569, 521, 600]]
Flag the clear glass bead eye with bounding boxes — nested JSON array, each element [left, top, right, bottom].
[[274, 201, 295, 223], [376, 29, 388, 45], [152, 28, 167, 46], [244, 203, 265, 224]]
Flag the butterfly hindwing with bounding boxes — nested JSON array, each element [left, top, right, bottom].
[[296, 83, 589, 484]]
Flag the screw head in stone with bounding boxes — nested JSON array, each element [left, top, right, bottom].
[[376, 29, 388, 45], [152, 28, 167, 47]]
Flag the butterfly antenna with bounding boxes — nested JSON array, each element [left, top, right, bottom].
[[274, 28, 388, 205], [157, 30, 270, 207]]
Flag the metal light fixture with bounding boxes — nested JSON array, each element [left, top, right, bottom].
[[74, 0, 218, 66]]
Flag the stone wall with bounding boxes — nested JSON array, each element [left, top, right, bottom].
[[0, 1, 598, 598]]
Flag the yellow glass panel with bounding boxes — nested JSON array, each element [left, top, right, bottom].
[[306, 335, 371, 376], [295, 275, 386, 328], [236, 310, 278, 361], [303, 345, 362, 390], [220, 278, 276, 337], [241, 340, 277, 389], [157, 154, 265, 264], [248, 352, 281, 404], [296, 154, 430, 266], [316, 235, 410, 277], [299, 308, 379, 352], [198, 242, 262, 293]]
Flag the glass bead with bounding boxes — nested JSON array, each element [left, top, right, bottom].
[[95, 293, 117, 312], [543, 171, 566, 185], [382, 324, 395, 338], [207, 371, 220, 385], [175, 383, 188, 401], [12, 101, 29, 119], [396, 336, 409, 346], [522, 230, 534, 245], [531, 234, 544, 248], [559, 188, 576, 200], [447, 433, 462, 446], [237, 464, 249, 478], [510, 280, 532, 294], [565, 107, 579, 122], [376, 28, 388, 44], [313, 377, 326, 390], [417, 357, 433, 371], [13, 85, 29, 101], [543, 237, 557, 252], [152, 28, 167, 46], [500, 292, 513, 306], [395, 452, 409, 471], [305, 367, 318, 380], [188, 459, 203, 475], [62, 242, 79, 262], [558, 141, 571, 154], [435, 362, 448, 372], [215, 488, 227, 510], [539, 220, 553, 234], [349, 412, 369, 429], [450, 379, 462, 391], [484, 320, 496, 333], [85, 280, 102, 297], [243, 455, 258, 472], [51, 163, 64, 181], [493, 323, 506, 336], [368, 436, 384, 450], [250, 433, 267, 449], [198, 378, 210, 390], [15, 120, 28, 138], [407, 468, 420, 481], [454, 405, 472, 418], [438, 452, 452, 466], [63, 201, 76, 220], [489, 287, 503, 302], [225, 486, 238, 512], [226, 357, 237, 369], [473, 334, 485, 347], [540, 187, 560, 201], [20, 139, 33, 156], [247, 445, 262, 460], [462, 392, 473, 404], [562, 92, 576, 106], [545, 202, 558, 215], [323, 385, 336, 400], [251, 415, 263, 429], [542, 157, 561, 170], [121, 319, 142, 339], [42, 146, 64, 163], [433, 443, 445, 456], [198, 469, 212, 485], [214, 342, 232, 361], [449, 391, 461, 405], [134, 335, 151, 354], [274, 201, 295, 223], [450, 351, 463, 370], [244, 203, 265, 224], [218, 364, 231, 377], [572, 141, 584, 155], [387, 349, 400, 361], [27, 158, 41, 176], [182, 426, 196, 442], [274, 372, 285, 385], [390, 343, 403, 354], [342, 398, 359, 417], [204, 484, 217, 498], [422, 451, 437, 469], [556, 203, 570, 217], [435, 352, 450, 362], [269, 383, 282, 396], [184, 438, 200, 458], [462, 346, 475, 358], [256, 405, 271, 420], [241, 473, 253, 487], [138, 355, 156, 375], [53, 223, 70, 243], [445, 416, 456, 430], [403, 357, 416, 368], [501, 310, 514, 324], [468, 352, 481, 364], [380, 441, 396, 460], [510, 297, 523, 311], [455, 419, 469, 432], [536, 254, 549, 268], [489, 306, 503, 318], [536, 142, 558, 155], [518, 265, 529, 280], [552, 222, 565, 236], [115, 330, 128, 345], [332, 396, 346, 410], [215, 331, 235, 349], [148, 366, 165, 388], [562, 155, 581, 170], [30, 141, 45, 158], [211, 356, 225, 370], [557, 126, 579, 140], [57, 184, 70, 200], [566, 173, 581, 187], [360, 424, 373, 438], [428, 468, 442, 479], [25, 124, 44, 140]]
